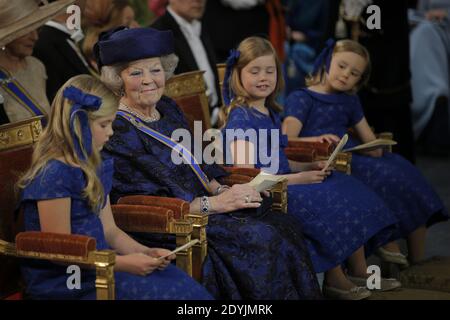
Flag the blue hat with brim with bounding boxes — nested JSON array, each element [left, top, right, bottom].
[[94, 26, 174, 69]]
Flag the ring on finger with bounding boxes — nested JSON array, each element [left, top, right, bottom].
[[245, 195, 251, 203]]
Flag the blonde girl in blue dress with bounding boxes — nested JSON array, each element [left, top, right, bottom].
[[283, 39, 448, 267]]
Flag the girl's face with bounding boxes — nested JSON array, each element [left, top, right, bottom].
[[121, 57, 166, 109], [90, 113, 116, 150], [240, 54, 277, 102], [326, 51, 367, 93]]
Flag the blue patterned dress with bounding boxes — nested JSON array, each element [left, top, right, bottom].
[[101, 96, 322, 300], [19, 158, 212, 300], [223, 106, 398, 273], [285, 88, 449, 239]]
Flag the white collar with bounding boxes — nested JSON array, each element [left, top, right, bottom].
[[167, 6, 201, 37], [45, 21, 85, 43]]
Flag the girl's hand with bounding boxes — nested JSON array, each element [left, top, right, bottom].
[[307, 160, 334, 171], [295, 170, 331, 184], [308, 134, 341, 144], [210, 184, 263, 214], [317, 134, 341, 144], [142, 248, 175, 270], [121, 253, 164, 276]]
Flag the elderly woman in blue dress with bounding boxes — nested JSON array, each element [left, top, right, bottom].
[[96, 26, 322, 300]]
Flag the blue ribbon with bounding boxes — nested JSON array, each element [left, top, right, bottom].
[[0, 67, 47, 125], [63, 86, 102, 161], [117, 110, 212, 193], [312, 38, 336, 75], [222, 49, 241, 106]]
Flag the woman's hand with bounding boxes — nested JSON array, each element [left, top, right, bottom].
[[142, 248, 175, 270], [119, 253, 165, 276], [210, 183, 263, 214], [309, 134, 341, 144], [294, 170, 331, 184]]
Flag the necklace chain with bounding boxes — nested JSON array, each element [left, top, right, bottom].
[[119, 102, 160, 122]]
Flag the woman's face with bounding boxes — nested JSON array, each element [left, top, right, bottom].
[[90, 113, 116, 150], [6, 30, 39, 59], [120, 57, 166, 109]]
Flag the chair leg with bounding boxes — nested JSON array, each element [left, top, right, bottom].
[[171, 219, 194, 277], [335, 152, 352, 174], [92, 250, 116, 300], [271, 180, 288, 213], [187, 214, 208, 281]]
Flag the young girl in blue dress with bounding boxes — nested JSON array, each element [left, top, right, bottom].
[[221, 37, 401, 300], [16, 74, 212, 300], [283, 39, 449, 266]]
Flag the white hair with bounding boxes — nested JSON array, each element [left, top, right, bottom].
[[100, 53, 179, 94]]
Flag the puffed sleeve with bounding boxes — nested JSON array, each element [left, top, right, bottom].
[[21, 161, 79, 201], [284, 90, 313, 124], [223, 106, 255, 133]]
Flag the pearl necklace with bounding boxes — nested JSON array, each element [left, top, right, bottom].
[[119, 102, 160, 122]]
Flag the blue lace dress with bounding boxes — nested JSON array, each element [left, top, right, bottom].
[[223, 106, 398, 273], [285, 88, 449, 239], [101, 96, 322, 300], [19, 158, 212, 300]]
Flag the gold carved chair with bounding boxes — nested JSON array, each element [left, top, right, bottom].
[[0, 118, 112, 300], [216, 63, 226, 107], [165, 70, 212, 132], [0, 118, 191, 299], [0, 232, 116, 300]]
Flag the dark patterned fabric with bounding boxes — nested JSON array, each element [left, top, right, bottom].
[[19, 158, 212, 300], [103, 96, 322, 300], [223, 106, 398, 272], [285, 89, 449, 239]]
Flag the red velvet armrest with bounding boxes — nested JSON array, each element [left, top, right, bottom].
[[287, 140, 332, 157], [117, 195, 189, 219], [112, 204, 174, 233], [15, 232, 96, 258]]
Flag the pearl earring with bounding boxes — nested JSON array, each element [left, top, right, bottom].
[[1, 46, 5, 51]]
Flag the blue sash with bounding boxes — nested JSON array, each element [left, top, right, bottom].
[[117, 110, 212, 193], [0, 67, 47, 120]]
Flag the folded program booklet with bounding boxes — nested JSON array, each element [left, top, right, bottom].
[[157, 239, 199, 261], [321, 134, 349, 172], [342, 138, 397, 153], [248, 171, 287, 193]]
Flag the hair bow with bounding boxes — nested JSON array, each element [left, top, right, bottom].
[[312, 38, 336, 75], [222, 49, 241, 106], [63, 86, 102, 161]]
